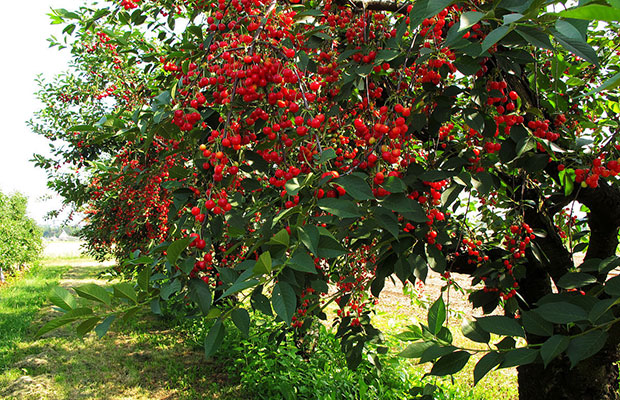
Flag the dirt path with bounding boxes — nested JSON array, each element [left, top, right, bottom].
[[0, 258, 243, 400]]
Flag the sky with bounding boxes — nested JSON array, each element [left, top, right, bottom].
[[0, 1, 81, 225]]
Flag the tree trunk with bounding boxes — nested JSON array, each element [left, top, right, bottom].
[[518, 340, 620, 400]]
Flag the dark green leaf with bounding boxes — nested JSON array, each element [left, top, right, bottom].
[[541, 335, 570, 367], [430, 351, 470, 376], [289, 250, 317, 274], [373, 207, 400, 239], [204, 320, 226, 358], [113, 282, 137, 304], [477, 315, 524, 337], [74, 284, 111, 306], [380, 194, 427, 222], [254, 251, 272, 274], [189, 279, 212, 315], [499, 348, 538, 369], [318, 198, 362, 218], [166, 237, 193, 265], [272, 282, 296, 325], [461, 320, 490, 343], [398, 341, 434, 358], [566, 330, 608, 367], [557, 272, 597, 289], [521, 310, 554, 336], [426, 244, 446, 273], [298, 224, 320, 255], [95, 315, 116, 338], [481, 25, 512, 53], [335, 175, 374, 201], [474, 352, 502, 385], [160, 279, 182, 300], [535, 302, 588, 324], [231, 308, 250, 338], [428, 295, 446, 335]]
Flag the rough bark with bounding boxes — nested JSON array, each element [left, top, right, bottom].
[[518, 341, 620, 400]]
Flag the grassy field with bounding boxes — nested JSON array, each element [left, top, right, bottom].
[[0, 250, 518, 399]]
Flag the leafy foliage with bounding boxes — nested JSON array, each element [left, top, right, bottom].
[[34, 0, 620, 395], [0, 191, 42, 279]]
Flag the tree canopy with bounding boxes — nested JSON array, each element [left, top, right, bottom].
[[34, 0, 620, 398]]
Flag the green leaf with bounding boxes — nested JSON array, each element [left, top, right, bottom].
[[557, 272, 596, 289], [516, 26, 554, 50], [113, 282, 137, 304], [398, 341, 434, 358], [426, 244, 446, 273], [317, 148, 337, 164], [95, 315, 116, 338], [49, 286, 77, 311], [138, 266, 151, 292], [285, 177, 303, 196], [254, 251, 272, 274], [382, 176, 407, 193], [521, 310, 554, 336], [458, 11, 484, 32], [604, 275, 620, 296], [289, 250, 317, 274], [160, 279, 181, 300], [76, 317, 100, 337], [396, 325, 423, 341], [430, 351, 470, 376], [566, 330, 608, 368], [375, 49, 400, 63], [318, 198, 362, 218], [535, 302, 588, 324], [231, 308, 250, 338], [272, 282, 296, 325], [166, 237, 193, 265], [334, 175, 374, 201], [269, 229, 290, 248], [220, 278, 259, 299], [481, 25, 512, 53], [74, 284, 112, 306], [380, 194, 427, 222], [428, 295, 446, 335], [204, 320, 226, 358], [474, 352, 502, 385], [373, 207, 400, 239], [551, 29, 599, 66], [541, 335, 570, 367], [477, 316, 524, 337], [189, 279, 212, 315], [317, 235, 347, 259], [557, 5, 620, 22], [499, 348, 538, 369], [36, 307, 94, 337], [461, 320, 490, 343], [298, 225, 319, 254]]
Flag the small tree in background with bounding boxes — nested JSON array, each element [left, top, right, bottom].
[[0, 191, 43, 281]]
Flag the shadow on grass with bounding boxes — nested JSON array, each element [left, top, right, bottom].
[[0, 261, 246, 400]]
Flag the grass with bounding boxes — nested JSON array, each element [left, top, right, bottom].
[[373, 307, 519, 400], [1, 255, 520, 399], [0, 261, 69, 370], [0, 257, 246, 400]]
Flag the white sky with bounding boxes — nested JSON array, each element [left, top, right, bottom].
[[0, 1, 81, 225]]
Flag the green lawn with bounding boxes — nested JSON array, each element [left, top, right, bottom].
[[0, 262, 69, 369]]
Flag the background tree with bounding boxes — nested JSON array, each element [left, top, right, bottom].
[[35, 1, 620, 399], [0, 191, 43, 282]]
